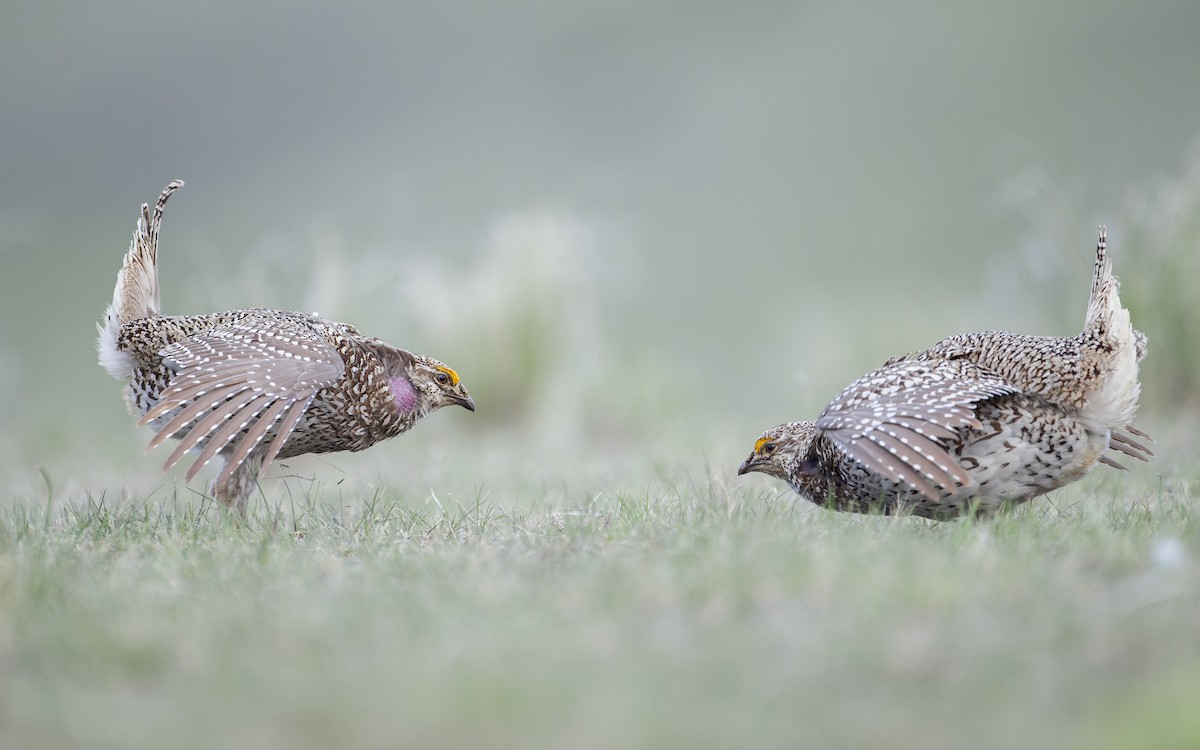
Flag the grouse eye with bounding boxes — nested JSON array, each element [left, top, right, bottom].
[[762, 442, 777, 454], [435, 372, 449, 385]]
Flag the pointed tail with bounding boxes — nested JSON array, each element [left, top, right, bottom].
[[1083, 225, 1147, 360], [97, 180, 184, 378], [111, 180, 183, 324], [1084, 226, 1114, 331], [1080, 225, 1147, 436]]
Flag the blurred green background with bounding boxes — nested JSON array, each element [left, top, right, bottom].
[[4, 6, 1200, 750], [1, 0, 1198, 497]]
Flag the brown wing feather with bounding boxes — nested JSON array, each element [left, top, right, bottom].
[[144, 314, 345, 482], [140, 364, 265, 423], [161, 387, 260, 469], [218, 397, 293, 481], [869, 428, 968, 495], [816, 359, 1020, 500], [184, 393, 275, 481], [845, 434, 941, 502], [258, 396, 317, 471], [144, 381, 254, 450]]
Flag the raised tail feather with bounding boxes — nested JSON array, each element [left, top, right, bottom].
[[112, 179, 183, 324], [1084, 225, 1145, 361], [1079, 225, 1151, 449], [97, 180, 184, 378], [1084, 226, 1115, 330]]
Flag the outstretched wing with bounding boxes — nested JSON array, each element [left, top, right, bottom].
[[138, 313, 345, 487], [816, 358, 1020, 501]]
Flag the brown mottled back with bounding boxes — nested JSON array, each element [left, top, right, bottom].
[[739, 228, 1152, 520], [99, 182, 476, 515]]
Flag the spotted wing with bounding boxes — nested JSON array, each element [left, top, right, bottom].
[[815, 358, 1020, 501], [137, 313, 345, 486]]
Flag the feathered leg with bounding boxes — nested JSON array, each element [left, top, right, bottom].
[[210, 450, 263, 518]]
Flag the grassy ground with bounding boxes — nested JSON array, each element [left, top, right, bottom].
[[5, 163, 1198, 748], [2, 467, 1197, 750]]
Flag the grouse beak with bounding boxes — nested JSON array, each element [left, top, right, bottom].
[[737, 455, 759, 476], [457, 394, 477, 412]]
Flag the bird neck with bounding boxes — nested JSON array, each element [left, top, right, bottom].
[[389, 375, 421, 414]]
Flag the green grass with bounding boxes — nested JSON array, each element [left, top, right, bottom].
[[2, 473, 1197, 750]]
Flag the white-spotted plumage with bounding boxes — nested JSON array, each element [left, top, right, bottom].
[[98, 182, 476, 515], [815, 360, 1021, 501], [739, 228, 1152, 520]]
